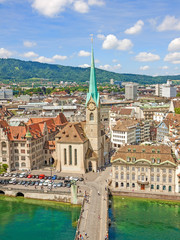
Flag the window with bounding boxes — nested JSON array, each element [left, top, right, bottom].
[[128, 148, 131, 152], [141, 175, 144, 181], [151, 175, 154, 181], [151, 184, 154, 189], [132, 157, 136, 162], [127, 173, 129, 180], [169, 176, 172, 183], [163, 185, 166, 190], [2, 142, 6, 148], [115, 166, 118, 170], [127, 166, 129, 171], [21, 162, 26, 167], [157, 158, 161, 164], [157, 168, 160, 173], [21, 143, 25, 147], [64, 149, 67, 165], [2, 158, 6, 162], [138, 175, 140, 180], [14, 143, 18, 147], [132, 174, 135, 180], [157, 185, 159, 190], [132, 183, 135, 188], [157, 175, 160, 182], [69, 145, 72, 165], [132, 167, 135, 171], [141, 167, 144, 172], [142, 149, 145, 153], [90, 113, 94, 121], [133, 149, 136, 152], [121, 182, 124, 187], [162, 169, 166, 173], [115, 182, 118, 188], [127, 183, 129, 187], [74, 149, 77, 165], [151, 158, 155, 164], [168, 186, 172, 192], [15, 156, 19, 160], [127, 157, 130, 162], [15, 149, 19, 154], [21, 149, 25, 154], [121, 173, 124, 180], [152, 149, 155, 153], [138, 167, 140, 172], [121, 166, 123, 170], [15, 162, 19, 167], [169, 169, 172, 174], [21, 156, 25, 160], [157, 149, 160, 153], [151, 167, 154, 172], [163, 176, 166, 182], [115, 173, 118, 179]]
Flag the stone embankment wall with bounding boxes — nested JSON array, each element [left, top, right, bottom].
[[0, 187, 84, 204], [111, 190, 180, 201]]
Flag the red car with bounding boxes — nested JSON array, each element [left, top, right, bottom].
[[39, 174, 45, 179], [27, 174, 33, 178]]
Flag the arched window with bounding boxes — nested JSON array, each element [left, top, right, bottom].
[[69, 145, 72, 165], [15, 162, 19, 167], [64, 149, 67, 165], [90, 113, 94, 121], [115, 182, 118, 188], [2, 142, 6, 148], [163, 185, 166, 190], [21, 162, 26, 167], [121, 182, 124, 187], [168, 186, 172, 192], [151, 184, 154, 189], [132, 183, 135, 188], [74, 149, 77, 165]]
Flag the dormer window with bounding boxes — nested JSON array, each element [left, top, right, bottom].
[[127, 157, 131, 162], [151, 158, 155, 163], [133, 149, 136, 153], [157, 158, 161, 164], [128, 148, 131, 152], [142, 149, 145, 153], [157, 149, 160, 153], [152, 149, 155, 153]]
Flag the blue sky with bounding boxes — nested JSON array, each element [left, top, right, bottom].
[[1, 0, 180, 76]]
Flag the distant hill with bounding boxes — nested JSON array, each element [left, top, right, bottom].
[[0, 58, 180, 85]]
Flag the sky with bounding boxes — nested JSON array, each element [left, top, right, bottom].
[[1, 0, 180, 76]]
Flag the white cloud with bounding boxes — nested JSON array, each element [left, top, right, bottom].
[[135, 52, 160, 62], [23, 40, 37, 48], [78, 63, 90, 68], [34, 56, 54, 63], [164, 52, 180, 64], [102, 34, 133, 51], [0, 48, 13, 58], [125, 20, 144, 35], [157, 15, 180, 31], [78, 50, 91, 57], [112, 59, 118, 63], [98, 63, 121, 71], [31, 0, 71, 17], [140, 65, 149, 71], [97, 34, 105, 40], [73, 0, 89, 13], [23, 51, 38, 58], [88, 0, 104, 6], [53, 54, 67, 60], [95, 59, 100, 63], [160, 66, 169, 70], [168, 38, 180, 52]]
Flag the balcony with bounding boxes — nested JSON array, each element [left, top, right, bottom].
[[137, 181, 149, 185]]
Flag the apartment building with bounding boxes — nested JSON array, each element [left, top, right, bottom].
[[111, 145, 178, 194], [0, 113, 67, 171]]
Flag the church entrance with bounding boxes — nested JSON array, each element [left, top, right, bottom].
[[88, 161, 92, 171]]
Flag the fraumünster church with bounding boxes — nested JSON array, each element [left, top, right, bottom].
[[55, 43, 110, 173]]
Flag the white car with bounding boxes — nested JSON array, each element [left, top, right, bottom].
[[43, 180, 50, 186], [39, 180, 44, 186], [4, 173, 9, 177], [48, 182, 53, 187], [9, 178, 16, 184]]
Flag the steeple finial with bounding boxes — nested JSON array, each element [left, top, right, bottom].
[[86, 36, 99, 107]]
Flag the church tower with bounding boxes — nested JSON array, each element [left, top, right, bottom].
[[85, 38, 102, 170]]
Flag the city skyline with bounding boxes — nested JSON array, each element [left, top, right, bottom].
[[1, 0, 180, 76]]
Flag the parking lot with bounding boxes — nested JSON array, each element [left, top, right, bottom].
[[0, 172, 84, 191]]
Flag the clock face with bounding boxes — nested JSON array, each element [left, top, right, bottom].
[[88, 102, 96, 111]]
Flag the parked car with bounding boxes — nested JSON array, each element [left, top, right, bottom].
[[35, 181, 39, 186], [57, 182, 63, 187], [52, 175, 57, 180], [30, 181, 35, 186], [66, 183, 71, 188], [43, 180, 50, 186], [9, 178, 16, 184], [18, 181, 23, 185], [27, 174, 33, 178], [39, 174, 45, 179], [79, 178, 84, 181]]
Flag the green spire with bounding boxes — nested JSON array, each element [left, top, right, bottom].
[[86, 37, 99, 107], [25, 127, 32, 139]]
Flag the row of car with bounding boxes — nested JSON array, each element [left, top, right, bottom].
[[0, 178, 71, 188], [0, 173, 84, 181]]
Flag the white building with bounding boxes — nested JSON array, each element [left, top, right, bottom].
[[0, 88, 13, 100], [125, 83, 138, 100]]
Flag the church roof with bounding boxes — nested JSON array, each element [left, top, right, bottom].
[[86, 41, 99, 107], [56, 122, 88, 143]]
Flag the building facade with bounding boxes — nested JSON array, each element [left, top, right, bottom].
[[111, 145, 178, 194]]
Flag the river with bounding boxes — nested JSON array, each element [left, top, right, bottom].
[[0, 196, 80, 240], [109, 196, 180, 240]]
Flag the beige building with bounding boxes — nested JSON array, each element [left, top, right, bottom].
[[55, 44, 110, 174], [111, 145, 178, 194]]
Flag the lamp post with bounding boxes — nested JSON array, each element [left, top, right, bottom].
[[50, 157, 54, 191]]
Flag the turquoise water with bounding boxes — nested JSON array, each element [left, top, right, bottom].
[[109, 196, 180, 240], [0, 196, 80, 240]]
